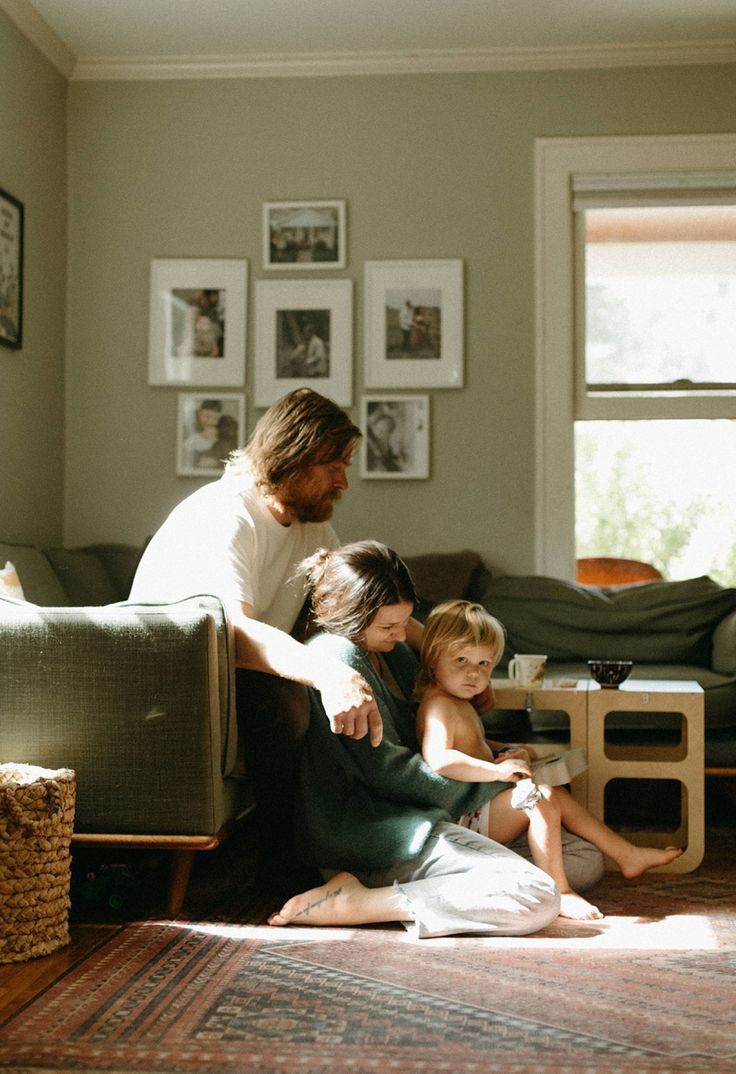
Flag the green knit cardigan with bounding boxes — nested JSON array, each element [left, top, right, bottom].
[[294, 633, 494, 872]]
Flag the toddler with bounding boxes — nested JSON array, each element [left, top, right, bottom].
[[416, 599, 683, 919]]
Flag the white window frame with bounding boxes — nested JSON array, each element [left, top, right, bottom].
[[534, 133, 736, 581]]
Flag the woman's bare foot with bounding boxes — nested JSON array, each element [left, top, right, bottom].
[[558, 890, 604, 920], [268, 871, 408, 928], [619, 845, 683, 879]]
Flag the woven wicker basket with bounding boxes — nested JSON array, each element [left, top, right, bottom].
[[0, 763, 76, 964]]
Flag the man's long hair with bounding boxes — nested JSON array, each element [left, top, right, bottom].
[[227, 388, 361, 493]]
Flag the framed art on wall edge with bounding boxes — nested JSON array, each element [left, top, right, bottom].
[[364, 259, 463, 388], [176, 392, 245, 477], [254, 278, 353, 407], [360, 394, 430, 480], [0, 186, 24, 350], [148, 259, 247, 386]]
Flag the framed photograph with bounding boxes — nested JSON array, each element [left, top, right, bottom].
[[176, 392, 245, 477], [254, 278, 353, 407], [263, 200, 346, 270], [364, 259, 463, 388], [360, 394, 430, 480], [0, 187, 24, 350], [148, 259, 247, 386]]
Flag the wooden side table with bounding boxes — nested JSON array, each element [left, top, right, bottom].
[[586, 679, 704, 873], [491, 679, 589, 804]]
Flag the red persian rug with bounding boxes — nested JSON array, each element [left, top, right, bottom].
[[1, 830, 736, 1074]]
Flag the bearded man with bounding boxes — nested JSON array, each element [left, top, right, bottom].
[[131, 389, 394, 885]]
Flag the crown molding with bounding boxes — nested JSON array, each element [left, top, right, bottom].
[[69, 39, 736, 81], [2, 0, 735, 84], [0, 0, 75, 77]]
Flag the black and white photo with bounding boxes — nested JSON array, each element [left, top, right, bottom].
[[361, 394, 430, 479], [149, 259, 247, 386], [364, 260, 463, 388], [263, 200, 346, 270], [255, 279, 352, 406], [176, 392, 244, 477]]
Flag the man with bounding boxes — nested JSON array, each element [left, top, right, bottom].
[[131, 389, 406, 883]]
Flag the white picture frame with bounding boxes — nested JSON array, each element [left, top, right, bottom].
[[263, 200, 347, 270], [176, 392, 245, 477], [148, 259, 247, 386], [254, 278, 353, 407], [364, 259, 464, 389], [360, 394, 430, 480]]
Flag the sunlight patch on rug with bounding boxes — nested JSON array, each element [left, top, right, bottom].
[[174, 910, 718, 950]]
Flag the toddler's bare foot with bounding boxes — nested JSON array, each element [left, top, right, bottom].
[[558, 890, 604, 920], [620, 845, 683, 879], [268, 871, 366, 927]]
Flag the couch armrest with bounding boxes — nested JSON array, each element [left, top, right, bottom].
[[0, 595, 236, 835], [712, 609, 736, 675]]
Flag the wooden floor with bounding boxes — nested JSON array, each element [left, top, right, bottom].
[[0, 925, 119, 1022]]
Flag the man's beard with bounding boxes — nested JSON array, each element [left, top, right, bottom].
[[279, 478, 340, 523]]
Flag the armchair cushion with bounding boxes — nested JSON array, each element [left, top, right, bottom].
[[0, 594, 237, 834]]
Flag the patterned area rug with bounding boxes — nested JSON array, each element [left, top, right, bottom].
[[2, 830, 736, 1074]]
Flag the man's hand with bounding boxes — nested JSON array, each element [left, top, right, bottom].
[[318, 668, 383, 747]]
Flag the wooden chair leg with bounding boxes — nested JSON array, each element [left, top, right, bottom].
[[168, 849, 197, 917]]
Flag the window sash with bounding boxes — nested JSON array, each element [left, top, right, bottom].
[[574, 193, 736, 417]]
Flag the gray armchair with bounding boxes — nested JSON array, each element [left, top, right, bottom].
[[0, 541, 252, 914]]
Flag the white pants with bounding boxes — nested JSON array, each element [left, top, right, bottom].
[[356, 821, 563, 940]]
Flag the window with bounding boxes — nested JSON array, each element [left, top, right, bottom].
[[535, 135, 736, 580], [582, 206, 736, 391]]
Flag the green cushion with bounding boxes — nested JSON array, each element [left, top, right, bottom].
[[43, 547, 120, 605], [0, 542, 70, 605], [712, 611, 736, 676], [482, 574, 736, 667]]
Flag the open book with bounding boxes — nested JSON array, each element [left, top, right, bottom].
[[510, 747, 587, 810]]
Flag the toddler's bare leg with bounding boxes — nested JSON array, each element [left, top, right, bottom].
[[524, 790, 604, 920], [552, 788, 683, 878]]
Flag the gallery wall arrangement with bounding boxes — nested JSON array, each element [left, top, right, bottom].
[[146, 198, 463, 481]]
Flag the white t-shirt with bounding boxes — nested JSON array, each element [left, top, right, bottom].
[[129, 471, 339, 633]]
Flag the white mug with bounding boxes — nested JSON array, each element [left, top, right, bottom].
[[508, 653, 547, 688]]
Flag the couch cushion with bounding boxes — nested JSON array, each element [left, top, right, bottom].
[[712, 611, 736, 676], [43, 547, 121, 605], [0, 542, 70, 605], [481, 574, 736, 667], [82, 544, 142, 601], [402, 550, 491, 619]]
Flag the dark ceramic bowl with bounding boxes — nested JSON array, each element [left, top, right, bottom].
[[587, 659, 633, 688]]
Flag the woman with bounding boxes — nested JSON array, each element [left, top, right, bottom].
[[269, 541, 603, 939]]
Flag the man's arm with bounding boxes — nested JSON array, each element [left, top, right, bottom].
[[232, 601, 382, 746]]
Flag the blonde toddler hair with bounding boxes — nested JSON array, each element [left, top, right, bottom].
[[416, 599, 506, 696]]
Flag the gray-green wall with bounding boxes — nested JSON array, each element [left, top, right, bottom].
[[4, 10, 736, 570], [0, 9, 67, 544]]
